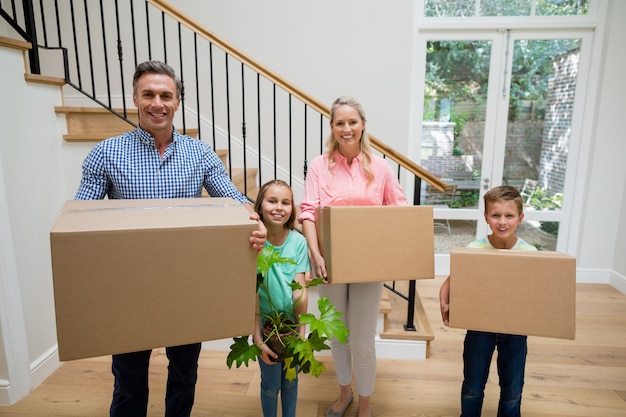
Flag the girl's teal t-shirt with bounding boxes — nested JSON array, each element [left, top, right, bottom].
[[258, 229, 311, 319]]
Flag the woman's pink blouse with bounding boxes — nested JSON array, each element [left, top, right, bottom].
[[298, 151, 408, 223]]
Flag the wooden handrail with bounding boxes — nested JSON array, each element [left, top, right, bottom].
[[149, 0, 447, 191]]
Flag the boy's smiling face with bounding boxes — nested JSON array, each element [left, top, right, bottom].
[[484, 199, 524, 249]]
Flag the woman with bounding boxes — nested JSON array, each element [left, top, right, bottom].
[[298, 96, 408, 417]]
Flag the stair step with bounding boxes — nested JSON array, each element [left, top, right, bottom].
[[61, 129, 199, 142], [55, 106, 138, 137], [25, 73, 65, 86], [55, 106, 199, 141], [380, 282, 434, 357], [201, 167, 258, 201], [216, 149, 228, 168]]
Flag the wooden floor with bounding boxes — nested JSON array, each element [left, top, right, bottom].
[[1, 276, 625, 416]]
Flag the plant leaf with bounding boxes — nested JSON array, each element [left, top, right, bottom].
[[226, 336, 262, 369], [306, 277, 325, 287], [257, 245, 297, 278], [283, 356, 298, 381], [284, 331, 329, 378], [299, 297, 349, 344]]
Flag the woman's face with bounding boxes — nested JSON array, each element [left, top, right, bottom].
[[330, 104, 365, 155]]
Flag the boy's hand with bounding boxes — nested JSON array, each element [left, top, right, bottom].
[[440, 302, 450, 327], [439, 276, 451, 326]]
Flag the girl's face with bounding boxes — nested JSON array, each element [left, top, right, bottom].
[[484, 199, 524, 247], [260, 185, 293, 229], [331, 104, 365, 155]]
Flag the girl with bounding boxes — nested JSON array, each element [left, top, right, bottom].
[[253, 179, 311, 417]]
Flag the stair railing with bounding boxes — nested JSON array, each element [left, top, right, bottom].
[[1, 0, 447, 334]]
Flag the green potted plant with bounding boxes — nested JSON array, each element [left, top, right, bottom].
[[226, 245, 349, 381]]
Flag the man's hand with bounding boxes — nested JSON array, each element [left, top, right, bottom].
[[250, 214, 267, 252]]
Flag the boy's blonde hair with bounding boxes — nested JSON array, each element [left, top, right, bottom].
[[254, 179, 296, 230], [483, 185, 524, 215]]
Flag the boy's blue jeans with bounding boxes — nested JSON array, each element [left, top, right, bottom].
[[461, 330, 527, 417], [258, 358, 298, 417]]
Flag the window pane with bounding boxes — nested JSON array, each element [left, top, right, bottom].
[[425, 0, 475, 17], [421, 40, 490, 210], [425, 0, 590, 17], [480, 0, 531, 16], [536, 0, 589, 16], [502, 39, 580, 215], [517, 220, 558, 251], [435, 220, 478, 253]]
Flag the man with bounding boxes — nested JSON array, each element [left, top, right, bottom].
[[75, 60, 266, 417]]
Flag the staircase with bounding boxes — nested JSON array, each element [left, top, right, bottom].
[[4, 33, 434, 361], [52, 104, 431, 359], [380, 282, 435, 358], [54, 105, 259, 200]]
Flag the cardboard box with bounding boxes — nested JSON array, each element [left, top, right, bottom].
[[315, 206, 434, 284], [50, 198, 259, 361], [449, 247, 576, 339]]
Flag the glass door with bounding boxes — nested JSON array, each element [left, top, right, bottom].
[[418, 30, 591, 253]]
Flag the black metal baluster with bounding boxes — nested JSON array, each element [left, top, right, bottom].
[[177, 22, 185, 133], [241, 63, 247, 196], [256, 73, 262, 188], [194, 34, 201, 140]]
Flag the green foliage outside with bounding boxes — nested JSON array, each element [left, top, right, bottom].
[[527, 186, 563, 237], [424, 0, 588, 18], [424, 38, 580, 123]]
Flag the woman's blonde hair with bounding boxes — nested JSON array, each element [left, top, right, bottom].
[[325, 96, 374, 185]]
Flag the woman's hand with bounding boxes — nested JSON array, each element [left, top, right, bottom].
[[312, 254, 328, 282]]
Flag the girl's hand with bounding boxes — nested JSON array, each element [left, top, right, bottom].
[[258, 343, 278, 364]]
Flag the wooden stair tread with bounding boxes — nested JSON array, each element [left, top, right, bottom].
[[0, 35, 31, 51], [55, 106, 138, 114], [63, 128, 200, 142], [380, 282, 435, 347], [25, 73, 65, 86]]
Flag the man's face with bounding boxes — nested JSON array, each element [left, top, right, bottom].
[[132, 73, 180, 136]]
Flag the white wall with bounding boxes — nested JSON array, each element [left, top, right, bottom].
[[0, 43, 91, 402], [168, 0, 416, 157], [577, 0, 626, 291]]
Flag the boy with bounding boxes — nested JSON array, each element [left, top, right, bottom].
[[439, 185, 537, 417]]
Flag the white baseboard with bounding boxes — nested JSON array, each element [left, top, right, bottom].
[[201, 336, 428, 361], [30, 346, 61, 391], [0, 379, 16, 406], [610, 271, 626, 294], [575, 267, 611, 284], [374, 337, 428, 360]]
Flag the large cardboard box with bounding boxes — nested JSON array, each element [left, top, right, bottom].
[[449, 247, 576, 339], [315, 206, 434, 284], [50, 198, 259, 361]]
